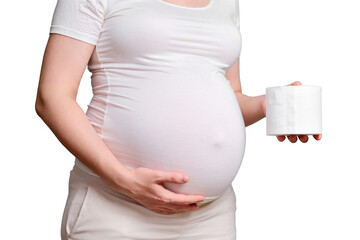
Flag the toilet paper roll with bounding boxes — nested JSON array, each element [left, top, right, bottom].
[[266, 85, 322, 136]]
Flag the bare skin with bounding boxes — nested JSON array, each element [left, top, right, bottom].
[[160, 0, 211, 8], [35, 34, 205, 215], [36, 0, 319, 216], [225, 59, 322, 143]]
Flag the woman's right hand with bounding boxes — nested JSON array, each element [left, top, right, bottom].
[[122, 167, 206, 215]]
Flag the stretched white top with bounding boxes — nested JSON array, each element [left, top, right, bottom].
[[49, 0, 246, 203]]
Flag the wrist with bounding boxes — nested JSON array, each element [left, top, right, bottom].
[[260, 94, 266, 118], [103, 162, 135, 197]]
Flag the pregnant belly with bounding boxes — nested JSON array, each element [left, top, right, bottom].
[[98, 71, 246, 203]]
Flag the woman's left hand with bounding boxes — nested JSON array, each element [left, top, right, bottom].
[[260, 81, 322, 143]]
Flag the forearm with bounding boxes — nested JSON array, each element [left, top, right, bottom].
[[35, 96, 132, 194], [234, 92, 266, 127]]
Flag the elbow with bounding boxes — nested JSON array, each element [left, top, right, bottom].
[[35, 93, 46, 118], [35, 90, 75, 119], [243, 115, 251, 128], [35, 90, 51, 118], [244, 120, 253, 128]]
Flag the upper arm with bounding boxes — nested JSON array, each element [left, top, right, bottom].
[[36, 0, 106, 106], [225, 58, 242, 94], [36, 34, 95, 104], [225, 0, 241, 94]]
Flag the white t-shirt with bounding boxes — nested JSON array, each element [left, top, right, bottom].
[[49, 0, 246, 203]]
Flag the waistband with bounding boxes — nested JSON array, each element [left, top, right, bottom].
[[72, 163, 142, 206], [71, 162, 216, 207]]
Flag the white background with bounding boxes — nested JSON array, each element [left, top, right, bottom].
[[1, 0, 359, 239]]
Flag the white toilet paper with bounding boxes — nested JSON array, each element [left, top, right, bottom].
[[266, 85, 322, 136]]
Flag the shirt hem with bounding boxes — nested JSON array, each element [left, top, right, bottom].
[[49, 25, 98, 45]]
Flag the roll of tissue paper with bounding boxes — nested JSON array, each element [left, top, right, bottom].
[[266, 85, 322, 136]]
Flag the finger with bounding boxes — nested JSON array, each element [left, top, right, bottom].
[[180, 204, 200, 212], [287, 135, 297, 143], [153, 196, 201, 211], [299, 135, 309, 143], [277, 135, 286, 142], [313, 134, 322, 140], [158, 188, 206, 205], [154, 208, 173, 215], [167, 202, 200, 212], [286, 81, 302, 86], [261, 97, 267, 116], [155, 203, 199, 215], [153, 170, 189, 184]]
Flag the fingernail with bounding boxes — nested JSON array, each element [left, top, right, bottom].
[[182, 175, 189, 182]]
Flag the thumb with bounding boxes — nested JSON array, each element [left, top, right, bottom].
[[153, 170, 189, 184], [261, 96, 266, 116], [286, 81, 302, 86]]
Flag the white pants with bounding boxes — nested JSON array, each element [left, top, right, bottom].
[[61, 164, 237, 240]]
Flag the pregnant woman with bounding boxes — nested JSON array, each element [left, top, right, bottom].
[[35, 0, 322, 239]]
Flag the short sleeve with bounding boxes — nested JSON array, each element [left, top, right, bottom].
[[234, 0, 240, 30], [49, 0, 106, 45]]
